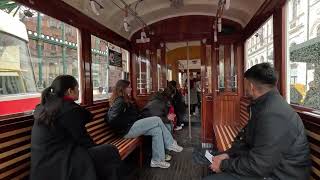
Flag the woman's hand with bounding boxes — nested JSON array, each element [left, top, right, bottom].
[[167, 113, 176, 121]]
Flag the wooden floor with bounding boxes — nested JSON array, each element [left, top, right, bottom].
[[126, 114, 208, 180]]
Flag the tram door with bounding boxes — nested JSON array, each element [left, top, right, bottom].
[[165, 41, 201, 139]]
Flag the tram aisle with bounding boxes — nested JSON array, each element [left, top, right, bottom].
[[130, 113, 205, 180]]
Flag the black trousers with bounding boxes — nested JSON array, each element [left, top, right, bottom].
[[176, 112, 185, 126], [88, 144, 124, 180], [203, 173, 239, 180], [203, 173, 272, 180]]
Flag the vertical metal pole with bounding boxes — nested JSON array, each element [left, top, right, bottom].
[[187, 41, 191, 139], [36, 12, 43, 86], [62, 22, 67, 74], [306, 0, 310, 88], [307, 0, 310, 41]]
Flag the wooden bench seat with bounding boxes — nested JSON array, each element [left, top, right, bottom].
[[0, 103, 143, 180], [213, 97, 249, 152], [86, 104, 143, 162], [213, 125, 241, 151]]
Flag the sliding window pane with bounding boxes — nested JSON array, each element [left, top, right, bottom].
[[286, 0, 320, 112]]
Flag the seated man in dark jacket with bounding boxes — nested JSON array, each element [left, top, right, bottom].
[[203, 63, 310, 180]]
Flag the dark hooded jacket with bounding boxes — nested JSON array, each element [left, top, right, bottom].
[[141, 92, 171, 124], [31, 100, 97, 180], [107, 96, 140, 135], [220, 89, 311, 180]]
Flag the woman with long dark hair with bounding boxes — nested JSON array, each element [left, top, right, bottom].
[[31, 75, 123, 180], [107, 80, 183, 169]]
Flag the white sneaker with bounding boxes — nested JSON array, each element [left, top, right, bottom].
[[150, 160, 170, 168], [168, 141, 183, 152], [181, 123, 185, 127], [174, 126, 183, 131], [165, 154, 172, 161]]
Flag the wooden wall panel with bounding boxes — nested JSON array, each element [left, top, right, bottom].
[[202, 96, 214, 143], [213, 96, 239, 126], [273, 6, 287, 97], [80, 30, 93, 106]]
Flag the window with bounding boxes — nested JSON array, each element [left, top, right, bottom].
[[218, 45, 224, 91], [245, 16, 274, 70], [0, 3, 80, 116], [217, 44, 237, 92], [157, 64, 161, 90], [167, 69, 172, 81], [286, 1, 320, 112], [90, 36, 130, 101], [91, 35, 108, 101], [205, 45, 212, 93], [137, 56, 152, 94]]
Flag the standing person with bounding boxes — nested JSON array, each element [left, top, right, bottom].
[[189, 79, 198, 115], [196, 72, 201, 111], [107, 80, 183, 169], [168, 80, 186, 131], [203, 63, 310, 180], [31, 75, 123, 180]]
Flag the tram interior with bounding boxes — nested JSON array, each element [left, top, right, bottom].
[[0, 0, 320, 179]]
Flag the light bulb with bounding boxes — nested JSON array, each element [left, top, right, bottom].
[[218, 18, 222, 32]]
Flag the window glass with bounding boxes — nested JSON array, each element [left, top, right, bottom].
[[286, 0, 320, 112], [245, 17, 274, 70], [0, 3, 80, 116], [137, 56, 152, 94], [91, 35, 108, 101]]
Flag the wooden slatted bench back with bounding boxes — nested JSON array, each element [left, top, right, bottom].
[[213, 97, 250, 152], [0, 103, 143, 179], [297, 112, 320, 180], [0, 117, 33, 180], [86, 103, 143, 160]]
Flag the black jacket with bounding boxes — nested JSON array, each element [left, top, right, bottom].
[[31, 100, 97, 180], [172, 90, 186, 114], [221, 89, 311, 180], [141, 93, 171, 124], [107, 96, 140, 135]]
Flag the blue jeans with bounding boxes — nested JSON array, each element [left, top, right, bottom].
[[165, 123, 173, 133], [124, 116, 175, 161]]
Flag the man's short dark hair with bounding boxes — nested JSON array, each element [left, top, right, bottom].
[[244, 63, 277, 87]]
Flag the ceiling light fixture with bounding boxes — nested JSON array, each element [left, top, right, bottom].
[[90, 0, 104, 16], [123, 7, 131, 32], [136, 29, 150, 43], [213, 0, 231, 42]]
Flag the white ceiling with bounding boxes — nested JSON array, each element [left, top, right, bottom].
[[62, 0, 265, 39]]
